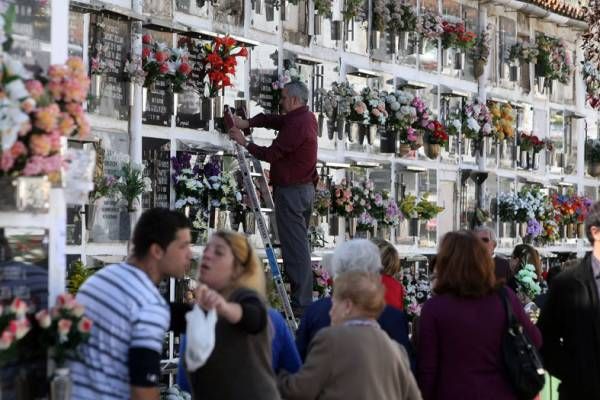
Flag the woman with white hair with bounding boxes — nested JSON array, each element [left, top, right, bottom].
[[279, 240, 422, 400], [295, 241, 414, 368]]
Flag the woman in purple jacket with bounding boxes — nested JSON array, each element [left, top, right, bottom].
[[417, 231, 542, 400]]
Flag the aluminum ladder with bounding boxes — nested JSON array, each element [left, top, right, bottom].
[[225, 107, 298, 331]]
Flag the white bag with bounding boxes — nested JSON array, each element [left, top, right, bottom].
[[185, 305, 217, 372]]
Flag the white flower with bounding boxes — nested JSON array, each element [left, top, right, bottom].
[[3, 58, 31, 79], [467, 117, 480, 132], [5, 80, 29, 101], [143, 177, 152, 192]]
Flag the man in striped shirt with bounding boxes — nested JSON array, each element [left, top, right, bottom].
[[70, 208, 192, 400]]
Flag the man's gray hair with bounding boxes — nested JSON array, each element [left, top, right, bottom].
[[473, 225, 497, 243], [284, 81, 309, 104], [330, 239, 382, 278]]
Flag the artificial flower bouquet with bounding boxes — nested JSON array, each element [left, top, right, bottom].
[[331, 179, 354, 217], [471, 24, 491, 64], [419, 12, 444, 39], [488, 102, 515, 141], [356, 210, 376, 232], [114, 162, 152, 212], [361, 87, 388, 126], [508, 41, 539, 65], [1, 56, 90, 179], [462, 99, 492, 140], [348, 96, 370, 124], [312, 263, 332, 298], [172, 152, 206, 210], [0, 298, 31, 364], [519, 132, 544, 153], [515, 263, 541, 301], [423, 120, 449, 146], [372, 0, 390, 32], [440, 20, 477, 51], [320, 81, 356, 121], [350, 179, 375, 217], [141, 33, 193, 92], [197, 35, 248, 97], [388, 3, 417, 34], [313, 183, 332, 217], [415, 193, 444, 221], [370, 190, 402, 227], [384, 90, 416, 132], [535, 35, 572, 84]]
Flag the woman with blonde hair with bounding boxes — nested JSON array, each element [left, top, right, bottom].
[[187, 230, 280, 400], [372, 238, 404, 310]]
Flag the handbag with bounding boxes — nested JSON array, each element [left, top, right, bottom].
[[499, 286, 545, 400]]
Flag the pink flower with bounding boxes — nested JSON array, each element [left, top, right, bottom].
[[159, 63, 169, 74], [72, 304, 85, 318], [407, 127, 417, 141], [57, 293, 75, 308], [62, 78, 89, 103], [10, 298, 28, 317], [47, 65, 67, 81], [58, 113, 76, 136], [21, 98, 36, 113], [77, 318, 93, 333], [25, 80, 44, 99], [35, 310, 51, 328], [57, 319, 72, 336], [155, 51, 169, 63], [1, 151, 15, 172], [142, 33, 153, 44], [372, 109, 381, 117], [377, 103, 386, 112], [22, 156, 44, 176], [49, 130, 62, 152], [0, 330, 14, 350]]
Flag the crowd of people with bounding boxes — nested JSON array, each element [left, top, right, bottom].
[[67, 200, 600, 399]]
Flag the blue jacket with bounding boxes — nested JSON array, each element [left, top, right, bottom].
[[295, 297, 416, 370], [176, 307, 301, 392]]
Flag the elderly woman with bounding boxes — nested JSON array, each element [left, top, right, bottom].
[[279, 240, 421, 400]]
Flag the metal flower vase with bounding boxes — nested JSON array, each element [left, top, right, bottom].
[[588, 162, 600, 177], [397, 143, 411, 157], [50, 368, 72, 400], [423, 142, 441, 159], [329, 214, 344, 236], [578, 223, 585, 239], [347, 217, 358, 238], [408, 218, 419, 237], [347, 122, 360, 142], [454, 52, 465, 70], [376, 225, 391, 241], [243, 212, 256, 234], [318, 113, 325, 138], [201, 96, 224, 121], [336, 119, 346, 141], [355, 230, 371, 239], [518, 222, 528, 239]]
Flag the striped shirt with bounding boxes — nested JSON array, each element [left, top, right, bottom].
[[70, 262, 170, 400]]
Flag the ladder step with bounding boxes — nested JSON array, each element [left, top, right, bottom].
[[260, 208, 274, 213], [250, 172, 262, 177]]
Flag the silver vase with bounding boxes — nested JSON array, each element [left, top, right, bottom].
[[336, 119, 346, 141], [329, 214, 344, 236], [209, 207, 220, 228], [243, 212, 256, 234], [217, 210, 231, 230], [367, 124, 378, 145], [331, 20, 343, 41], [519, 150, 529, 168], [318, 113, 325, 138], [50, 368, 72, 400], [454, 52, 465, 70], [355, 230, 371, 239], [348, 122, 360, 142], [347, 217, 358, 238], [376, 225, 391, 241]]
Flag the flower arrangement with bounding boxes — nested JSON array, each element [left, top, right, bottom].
[[312, 263, 332, 298], [539, 219, 560, 244], [535, 35, 572, 84], [203, 158, 242, 210], [172, 152, 205, 210], [497, 186, 551, 224], [471, 23, 492, 64], [388, 3, 417, 33], [350, 179, 375, 217], [415, 193, 444, 221], [440, 20, 477, 51], [508, 41, 539, 64], [423, 120, 449, 145], [419, 12, 444, 39], [356, 211, 376, 232], [519, 132, 544, 153], [0, 294, 92, 368], [197, 35, 248, 98], [403, 266, 431, 321], [141, 33, 193, 92], [462, 99, 492, 140], [89, 175, 117, 202], [0, 298, 31, 364], [384, 90, 416, 130], [445, 110, 462, 136], [319, 81, 356, 121], [313, 183, 332, 216], [515, 264, 541, 300], [369, 190, 388, 223], [348, 96, 370, 124], [114, 162, 153, 212], [582, 61, 600, 109], [382, 200, 403, 226], [331, 179, 354, 217], [0, 56, 90, 179], [488, 102, 515, 141], [37, 293, 93, 367], [361, 87, 388, 126], [343, 0, 364, 21], [315, 0, 333, 18], [90, 43, 116, 75], [399, 194, 418, 219], [586, 139, 600, 164], [372, 0, 390, 31], [551, 191, 593, 225]]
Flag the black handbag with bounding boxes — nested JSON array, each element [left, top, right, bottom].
[[498, 287, 545, 400]]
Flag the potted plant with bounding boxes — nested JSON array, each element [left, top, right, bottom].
[[114, 162, 152, 240], [586, 139, 600, 177]]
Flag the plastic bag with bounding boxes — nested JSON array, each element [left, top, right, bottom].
[[185, 305, 217, 372]]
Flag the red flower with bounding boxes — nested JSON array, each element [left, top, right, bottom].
[[142, 47, 151, 59], [238, 47, 248, 57], [223, 56, 237, 67], [206, 53, 224, 67], [159, 63, 169, 74], [178, 62, 192, 75], [155, 51, 169, 63], [142, 34, 153, 44]]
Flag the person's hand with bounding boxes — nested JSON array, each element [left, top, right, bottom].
[[228, 127, 247, 146], [232, 116, 250, 129], [196, 284, 226, 311]]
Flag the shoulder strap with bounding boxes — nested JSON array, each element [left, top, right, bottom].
[[499, 286, 519, 329]]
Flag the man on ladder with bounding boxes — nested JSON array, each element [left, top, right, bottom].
[[228, 81, 318, 318]]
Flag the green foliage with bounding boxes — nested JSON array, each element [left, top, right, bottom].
[[67, 260, 96, 294], [415, 193, 444, 221]]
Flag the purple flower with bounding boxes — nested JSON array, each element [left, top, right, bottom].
[[526, 219, 542, 238], [203, 156, 221, 178]]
